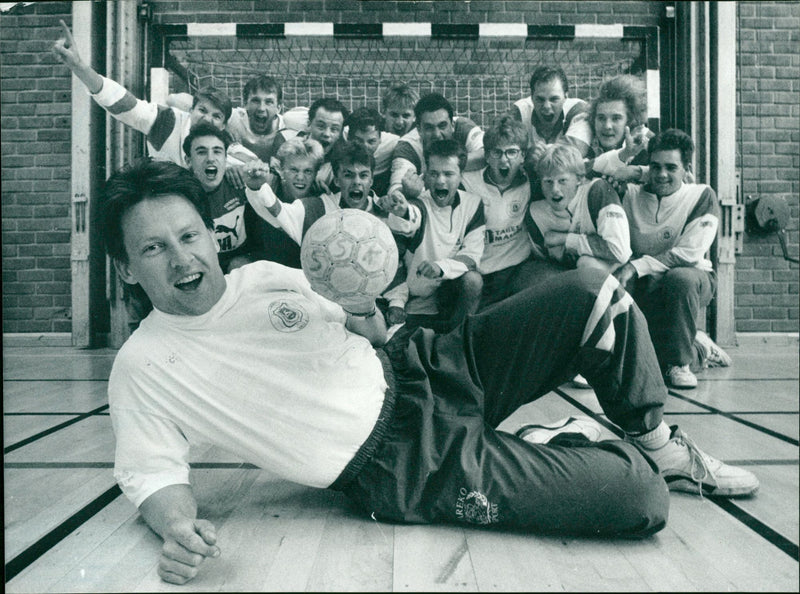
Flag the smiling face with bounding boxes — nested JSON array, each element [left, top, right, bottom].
[[309, 107, 345, 154], [280, 155, 318, 201], [189, 98, 226, 130], [418, 109, 455, 150], [594, 99, 629, 150], [486, 143, 524, 188], [424, 154, 461, 207], [351, 126, 381, 157], [245, 89, 282, 135], [384, 102, 415, 136], [114, 194, 226, 317], [532, 78, 567, 125], [540, 169, 581, 213], [337, 161, 373, 209], [647, 149, 686, 197], [187, 135, 227, 192]]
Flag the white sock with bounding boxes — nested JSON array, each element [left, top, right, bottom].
[[629, 421, 671, 450]]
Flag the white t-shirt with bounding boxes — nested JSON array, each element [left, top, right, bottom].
[[109, 261, 387, 507]]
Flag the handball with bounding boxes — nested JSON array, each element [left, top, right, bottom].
[[300, 209, 399, 308]]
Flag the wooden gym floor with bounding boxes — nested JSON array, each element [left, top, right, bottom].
[[4, 339, 799, 592]]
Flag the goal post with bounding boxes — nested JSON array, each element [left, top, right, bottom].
[[147, 22, 661, 133]]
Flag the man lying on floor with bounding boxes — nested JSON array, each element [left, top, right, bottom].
[[103, 158, 758, 585]]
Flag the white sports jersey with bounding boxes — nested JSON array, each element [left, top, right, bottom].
[[624, 182, 720, 278], [460, 167, 532, 274], [110, 262, 387, 507], [513, 96, 592, 150], [389, 117, 485, 194], [525, 179, 630, 267], [401, 190, 486, 314]]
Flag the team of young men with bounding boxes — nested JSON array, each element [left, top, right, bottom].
[[53, 15, 734, 389]]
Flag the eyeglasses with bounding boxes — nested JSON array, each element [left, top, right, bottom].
[[488, 148, 522, 160]]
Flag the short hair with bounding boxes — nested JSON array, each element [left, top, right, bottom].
[[242, 75, 283, 104], [101, 159, 212, 263], [647, 128, 694, 167], [192, 86, 233, 124], [330, 141, 375, 176], [382, 83, 419, 112], [589, 74, 648, 131], [308, 97, 349, 123], [483, 113, 529, 153], [535, 143, 585, 179], [414, 93, 454, 123], [346, 107, 383, 135], [275, 136, 325, 170], [424, 138, 467, 171], [529, 66, 569, 96], [182, 121, 231, 157]]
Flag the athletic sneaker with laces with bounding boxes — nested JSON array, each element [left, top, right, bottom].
[[515, 416, 604, 444], [665, 364, 697, 389], [643, 426, 759, 497], [695, 330, 733, 368]]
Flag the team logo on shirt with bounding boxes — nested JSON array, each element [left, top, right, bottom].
[[455, 487, 499, 525], [661, 228, 675, 241], [507, 200, 524, 217], [268, 299, 309, 332]]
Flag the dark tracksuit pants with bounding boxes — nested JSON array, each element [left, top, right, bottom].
[[631, 268, 717, 372], [340, 268, 670, 538]]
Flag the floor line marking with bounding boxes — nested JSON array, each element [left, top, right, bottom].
[[554, 388, 800, 561], [667, 390, 799, 445], [4, 484, 122, 582], [710, 498, 799, 561], [5, 412, 107, 416], [3, 405, 109, 454], [3, 378, 110, 382]]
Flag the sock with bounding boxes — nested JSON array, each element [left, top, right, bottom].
[[629, 421, 671, 450]]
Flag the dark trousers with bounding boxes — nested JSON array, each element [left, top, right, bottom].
[[631, 268, 716, 371], [343, 268, 670, 538]]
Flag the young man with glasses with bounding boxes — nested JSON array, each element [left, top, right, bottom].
[[461, 114, 537, 308]]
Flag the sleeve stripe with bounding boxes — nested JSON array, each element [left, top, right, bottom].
[[147, 106, 178, 151], [105, 91, 140, 116], [580, 274, 634, 353]]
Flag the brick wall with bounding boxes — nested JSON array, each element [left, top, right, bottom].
[[1, 0, 797, 335], [1, 1, 73, 333], [736, 1, 799, 332]]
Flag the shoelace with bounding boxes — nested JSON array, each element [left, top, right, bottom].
[[673, 431, 713, 498]]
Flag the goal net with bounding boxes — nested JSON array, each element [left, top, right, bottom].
[[156, 31, 650, 129]]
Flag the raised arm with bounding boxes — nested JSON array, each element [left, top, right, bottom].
[[52, 19, 103, 93], [53, 20, 167, 142]]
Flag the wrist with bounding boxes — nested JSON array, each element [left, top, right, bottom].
[[344, 305, 377, 318]]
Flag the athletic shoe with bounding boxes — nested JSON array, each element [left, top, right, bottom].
[[665, 365, 697, 389], [644, 426, 759, 497], [570, 374, 592, 389], [695, 330, 733, 368], [515, 416, 603, 444]]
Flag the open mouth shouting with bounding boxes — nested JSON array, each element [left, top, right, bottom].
[[203, 165, 219, 183], [498, 165, 511, 179], [175, 272, 203, 291], [432, 188, 452, 204], [251, 114, 271, 133], [344, 188, 366, 207]]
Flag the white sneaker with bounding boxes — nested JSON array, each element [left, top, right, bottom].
[[570, 374, 592, 389], [695, 330, 732, 368], [644, 426, 759, 497], [515, 416, 603, 444], [665, 365, 697, 389]]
